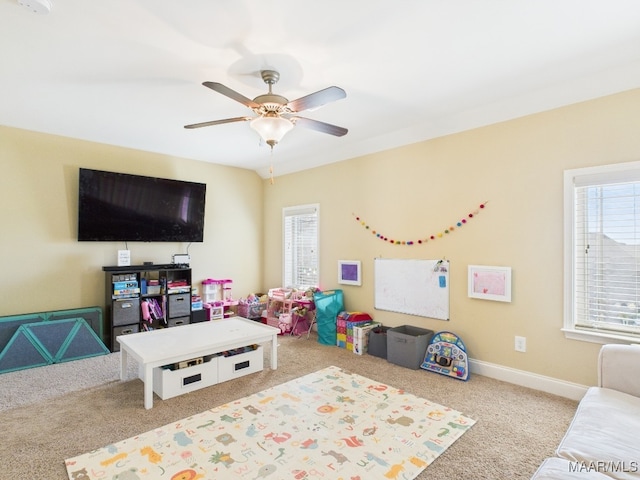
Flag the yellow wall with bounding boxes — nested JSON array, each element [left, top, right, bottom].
[[3, 89, 639, 387], [262, 88, 640, 386], [0, 126, 264, 316]]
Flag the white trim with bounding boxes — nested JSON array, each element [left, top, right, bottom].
[[563, 167, 577, 336], [561, 327, 640, 345], [568, 160, 640, 187], [283, 204, 318, 217], [469, 358, 588, 401]]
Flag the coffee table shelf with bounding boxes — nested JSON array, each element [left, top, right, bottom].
[[118, 317, 279, 409]]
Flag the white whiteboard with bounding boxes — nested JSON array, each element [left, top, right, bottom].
[[374, 258, 449, 320]]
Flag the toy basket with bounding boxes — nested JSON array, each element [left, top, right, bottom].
[[238, 302, 266, 319]]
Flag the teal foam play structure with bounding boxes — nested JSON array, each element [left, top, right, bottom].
[[0, 307, 109, 374]]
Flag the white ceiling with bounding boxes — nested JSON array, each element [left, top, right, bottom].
[[3, 1, 640, 179]]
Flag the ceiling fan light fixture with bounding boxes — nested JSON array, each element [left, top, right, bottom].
[[18, 0, 52, 14], [250, 114, 294, 148]]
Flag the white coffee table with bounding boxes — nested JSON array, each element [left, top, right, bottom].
[[117, 317, 279, 409]]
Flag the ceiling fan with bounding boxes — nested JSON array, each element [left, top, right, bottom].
[[184, 70, 348, 148]]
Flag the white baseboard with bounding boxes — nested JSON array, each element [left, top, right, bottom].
[[469, 358, 588, 401]]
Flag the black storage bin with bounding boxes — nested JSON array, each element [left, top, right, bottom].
[[191, 309, 207, 323], [112, 298, 140, 326], [111, 323, 139, 352], [368, 325, 390, 359], [387, 325, 434, 369], [168, 293, 190, 318]]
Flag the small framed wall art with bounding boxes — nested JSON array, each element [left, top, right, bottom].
[[338, 260, 362, 286], [468, 265, 512, 302]]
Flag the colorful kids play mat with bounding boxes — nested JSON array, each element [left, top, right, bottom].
[[65, 366, 475, 479]]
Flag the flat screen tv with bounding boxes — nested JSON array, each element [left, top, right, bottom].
[[78, 168, 206, 242]]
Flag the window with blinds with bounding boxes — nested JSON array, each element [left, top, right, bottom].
[[283, 204, 319, 289], [564, 162, 640, 342]]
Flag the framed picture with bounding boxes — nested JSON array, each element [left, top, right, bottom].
[[468, 265, 512, 302], [338, 260, 362, 286]]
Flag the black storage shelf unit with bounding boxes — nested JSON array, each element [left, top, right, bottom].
[[103, 264, 192, 352]]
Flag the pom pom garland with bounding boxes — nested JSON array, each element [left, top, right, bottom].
[[353, 202, 488, 245]]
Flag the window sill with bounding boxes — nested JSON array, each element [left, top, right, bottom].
[[562, 327, 640, 345]]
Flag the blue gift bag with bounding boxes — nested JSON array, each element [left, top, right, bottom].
[[313, 289, 344, 346]]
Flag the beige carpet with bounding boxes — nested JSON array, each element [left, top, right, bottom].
[[0, 333, 577, 479]]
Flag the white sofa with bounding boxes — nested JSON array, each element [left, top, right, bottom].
[[531, 344, 640, 479]]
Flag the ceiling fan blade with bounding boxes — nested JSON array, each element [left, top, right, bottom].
[[184, 116, 252, 129], [290, 116, 348, 137], [202, 82, 261, 109], [287, 86, 346, 113]]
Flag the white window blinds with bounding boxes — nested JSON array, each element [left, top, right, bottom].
[[573, 180, 640, 336], [283, 204, 319, 289]]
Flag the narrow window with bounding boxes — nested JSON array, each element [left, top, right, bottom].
[[283, 204, 319, 289]]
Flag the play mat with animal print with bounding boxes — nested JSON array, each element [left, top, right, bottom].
[[65, 365, 475, 480]]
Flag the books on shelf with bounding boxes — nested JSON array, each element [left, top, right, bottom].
[[141, 297, 166, 326], [112, 277, 140, 298], [167, 279, 190, 294]]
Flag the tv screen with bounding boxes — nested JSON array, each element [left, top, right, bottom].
[[78, 168, 206, 242]]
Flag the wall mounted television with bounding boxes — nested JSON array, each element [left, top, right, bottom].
[[78, 168, 206, 242]]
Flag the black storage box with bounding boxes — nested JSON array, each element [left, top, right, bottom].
[[387, 325, 434, 369], [168, 293, 191, 318], [112, 298, 140, 326], [191, 309, 208, 323], [367, 325, 390, 359]]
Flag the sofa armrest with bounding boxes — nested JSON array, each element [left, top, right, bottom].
[[598, 344, 640, 397]]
